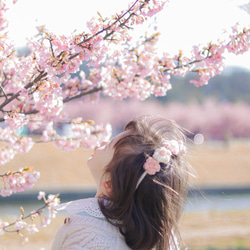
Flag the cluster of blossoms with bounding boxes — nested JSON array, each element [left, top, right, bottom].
[[41, 119, 112, 151], [97, 24, 250, 98], [0, 167, 40, 197], [0, 0, 171, 165], [1, 191, 60, 244], [226, 22, 250, 55], [0, 112, 34, 165], [37, 191, 60, 221]]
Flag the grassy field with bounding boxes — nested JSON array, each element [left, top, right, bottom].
[[1, 139, 250, 249]]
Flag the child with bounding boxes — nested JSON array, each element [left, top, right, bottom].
[[52, 115, 191, 250]]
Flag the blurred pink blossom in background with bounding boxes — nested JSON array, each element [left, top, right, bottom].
[[64, 98, 250, 140]]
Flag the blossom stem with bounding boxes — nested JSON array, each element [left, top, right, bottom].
[[2, 194, 59, 233], [63, 86, 103, 103]]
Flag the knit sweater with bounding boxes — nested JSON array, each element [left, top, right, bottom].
[[51, 198, 130, 250], [51, 197, 179, 250]]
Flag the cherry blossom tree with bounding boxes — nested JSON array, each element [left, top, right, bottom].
[[0, 0, 249, 243]]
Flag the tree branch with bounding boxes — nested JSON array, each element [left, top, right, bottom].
[[0, 71, 47, 111], [3, 194, 59, 233], [63, 86, 103, 103], [0, 86, 103, 122], [68, 0, 140, 60]]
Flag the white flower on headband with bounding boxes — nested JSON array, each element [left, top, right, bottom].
[[143, 157, 161, 175], [144, 139, 186, 173], [153, 147, 172, 164], [163, 139, 186, 156]]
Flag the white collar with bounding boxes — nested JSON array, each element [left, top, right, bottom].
[[55, 197, 105, 219]]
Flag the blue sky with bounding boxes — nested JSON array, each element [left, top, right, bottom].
[[5, 0, 250, 69]]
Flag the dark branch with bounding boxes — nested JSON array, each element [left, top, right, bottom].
[[63, 86, 103, 103]]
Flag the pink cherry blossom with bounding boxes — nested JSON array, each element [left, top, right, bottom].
[[38, 216, 51, 228], [14, 220, 27, 231], [4, 112, 28, 130], [226, 23, 250, 55], [22, 237, 29, 245], [37, 191, 46, 200], [1, 168, 40, 197], [17, 137, 34, 155], [1, 188, 12, 197], [0, 220, 9, 235], [143, 157, 161, 175], [26, 224, 39, 234]]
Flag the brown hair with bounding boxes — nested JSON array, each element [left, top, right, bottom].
[[99, 115, 191, 250]]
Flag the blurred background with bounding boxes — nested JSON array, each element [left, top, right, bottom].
[[1, 0, 250, 249]]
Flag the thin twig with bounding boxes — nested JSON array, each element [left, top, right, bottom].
[[0, 85, 8, 100], [63, 86, 103, 103], [68, 0, 140, 60], [48, 38, 55, 58], [79, 0, 139, 45], [3, 194, 59, 233]]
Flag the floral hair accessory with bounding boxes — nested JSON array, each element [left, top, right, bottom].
[[136, 139, 186, 189], [163, 139, 186, 156], [153, 147, 172, 164], [136, 157, 160, 189], [143, 157, 161, 175]]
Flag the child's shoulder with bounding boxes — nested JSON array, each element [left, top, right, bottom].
[[55, 197, 122, 235], [57, 197, 105, 219]]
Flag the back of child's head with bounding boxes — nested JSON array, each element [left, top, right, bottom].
[[99, 115, 191, 250]]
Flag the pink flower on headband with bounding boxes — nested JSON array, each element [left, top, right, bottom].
[[143, 157, 161, 175]]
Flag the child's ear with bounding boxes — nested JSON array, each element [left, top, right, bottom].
[[102, 173, 112, 193], [104, 180, 112, 192]]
